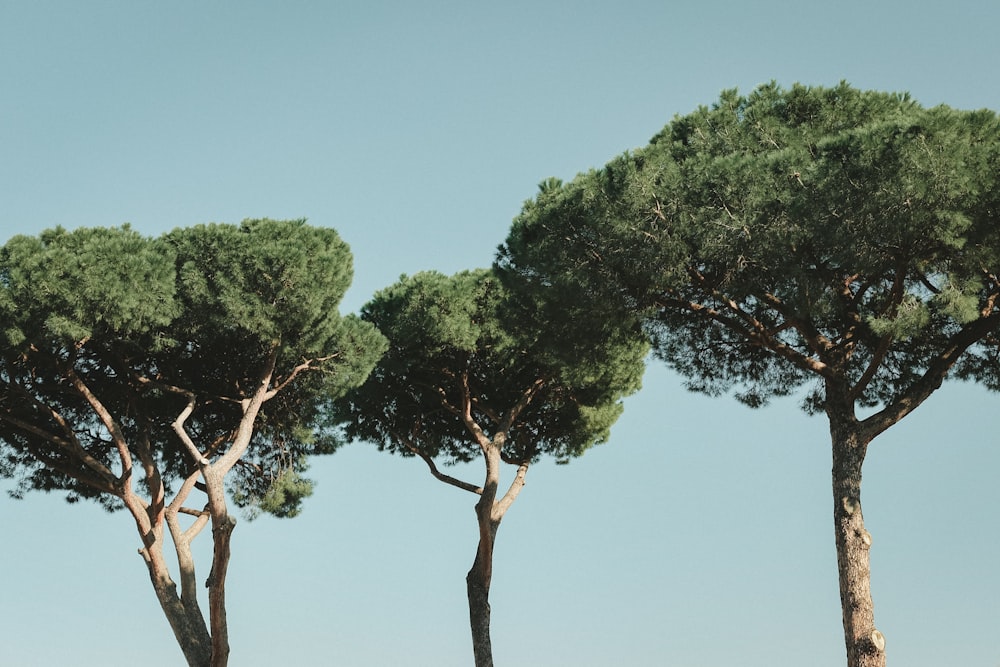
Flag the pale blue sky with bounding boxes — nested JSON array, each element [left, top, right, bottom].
[[2, 2, 999, 665]]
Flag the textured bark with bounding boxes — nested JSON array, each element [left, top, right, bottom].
[[122, 463, 213, 667], [467, 507, 500, 667], [133, 519, 212, 667], [146, 568, 213, 667], [467, 444, 502, 667], [827, 389, 885, 667], [206, 507, 235, 667]]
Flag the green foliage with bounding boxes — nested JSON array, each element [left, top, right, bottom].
[[0, 219, 386, 517], [499, 82, 1000, 410], [164, 219, 355, 355], [0, 225, 178, 346], [232, 462, 315, 519], [333, 269, 647, 465]]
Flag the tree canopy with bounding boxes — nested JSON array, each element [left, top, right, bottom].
[[497, 82, 1000, 667], [333, 268, 647, 666], [501, 82, 1000, 411], [338, 268, 645, 466], [0, 219, 386, 665]]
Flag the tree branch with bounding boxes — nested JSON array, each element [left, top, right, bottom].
[[659, 292, 831, 378], [861, 311, 1000, 438], [458, 371, 492, 450], [264, 353, 337, 400], [168, 468, 212, 543], [27, 446, 119, 496], [65, 368, 134, 488], [391, 429, 483, 495], [500, 377, 546, 433], [214, 343, 279, 474], [2, 367, 128, 494], [755, 289, 833, 357], [493, 460, 530, 521], [171, 388, 211, 466]]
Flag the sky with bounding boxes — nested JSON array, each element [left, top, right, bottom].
[[2, 1, 999, 665]]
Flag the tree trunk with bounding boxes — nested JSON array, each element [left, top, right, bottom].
[[127, 486, 213, 667], [466, 443, 503, 667], [206, 514, 235, 667], [828, 394, 885, 667], [139, 549, 213, 667], [467, 501, 500, 667], [204, 467, 234, 667], [152, 577, 214, 667]]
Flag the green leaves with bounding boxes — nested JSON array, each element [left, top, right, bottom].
[[0, 225, 178, 347], [166, 219, 355, 354], [0, 219, 385, 518], [500, 82, 1000, 410], [335, 268, 647, 465]]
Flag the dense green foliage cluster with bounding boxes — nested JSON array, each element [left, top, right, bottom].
[[0, 219, 385, 517], [334, 269, 647, 465], [500, 83, 1000, 410]]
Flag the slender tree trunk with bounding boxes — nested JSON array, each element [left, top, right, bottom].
[[466, 444, 503, 667], [467, 500, 500, 667], [827, 392, 885, 667], [206, 514, 235, 667], [204, 467, 234, 667]]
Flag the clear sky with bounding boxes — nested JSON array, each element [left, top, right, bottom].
[[2, 2, 999, 665]]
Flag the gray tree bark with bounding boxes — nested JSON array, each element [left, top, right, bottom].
[[827, 387, 885, 667]]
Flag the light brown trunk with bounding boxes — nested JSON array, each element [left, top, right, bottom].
[[467, 444, 502, 667], [139, 547, 213, 667], [467, 508, 499, 667], [204, 468, 234, 667], [133, 465, 234, 667], [828, 390, 885, 667], [126, 484, 213, 667]]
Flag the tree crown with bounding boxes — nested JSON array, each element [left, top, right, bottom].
[[334, 269, 647, 465], [0, 219, 386, 517], [499, 83, 1000, 411]]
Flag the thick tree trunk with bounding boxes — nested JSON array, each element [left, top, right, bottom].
[[828, 397, 885, 667], [128, 464, 234, 667], [204, 467, 234, 667], [138, 547, 213, 667], [149, 573, 214, 667], [206, 514, 235, 667], [127, 487, 213, 667], [466, 442, 504, 667]]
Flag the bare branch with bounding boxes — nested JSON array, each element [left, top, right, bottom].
[[470, 396, 502, 426], [849, 334, 894, 402], [500, 378, 546, 433], [178, 506, 210, 518], [171, 388, 211, 466], [391, 428, 482, 495], [493, 460, 530, 521], [658, 292, 831, 378], [132, 421, 166, 531], [755, 289, 832, 357], [264, 353, 338, 399], [65, 368, 134, 487], [214, 343, 280, 474], [862, 311, 1000, 438], [459, 371, 492, 450]]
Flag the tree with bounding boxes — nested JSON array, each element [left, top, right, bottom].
[[497, 83, 1000, 667], [332, 269, 647, 667], [0, 219, 386, 666]]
